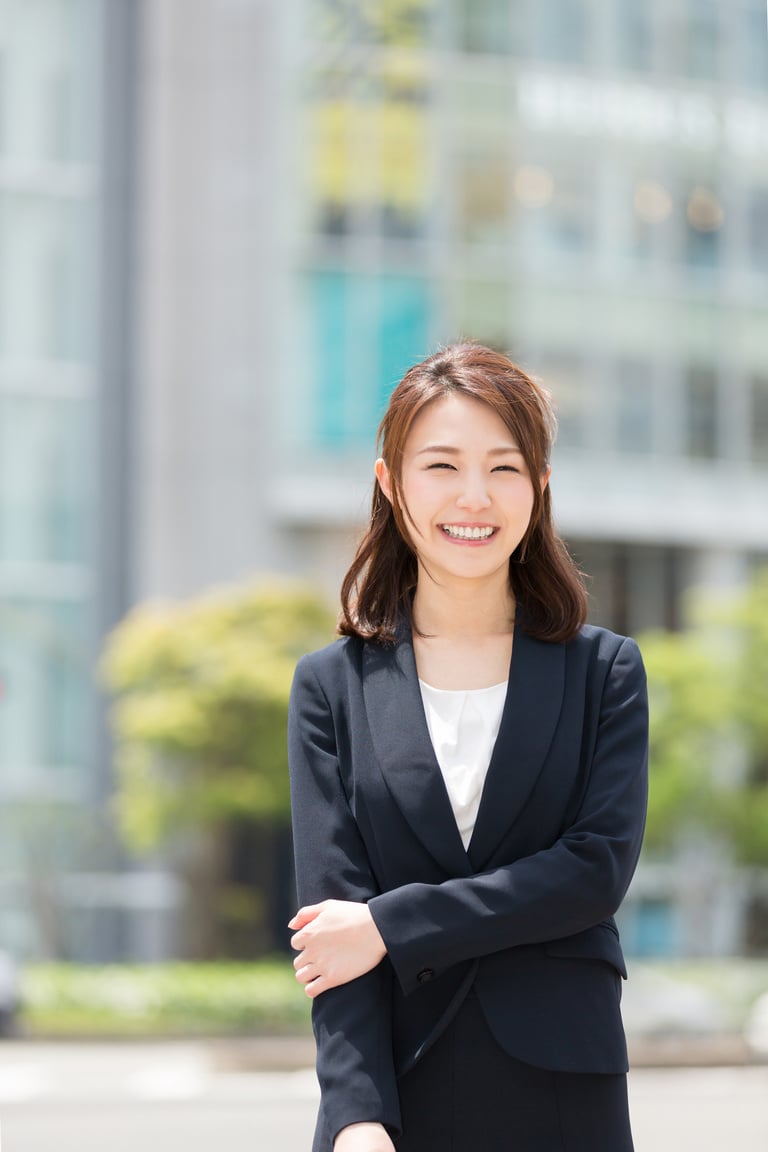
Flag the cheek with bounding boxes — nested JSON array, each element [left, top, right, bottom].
[[401, 473, 440, 515], [507, 482, 536, 525]]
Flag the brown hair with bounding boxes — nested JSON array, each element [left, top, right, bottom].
[[339, 342, 588, 644]]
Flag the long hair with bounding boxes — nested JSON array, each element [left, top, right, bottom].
[[339, 342, 588, 645]]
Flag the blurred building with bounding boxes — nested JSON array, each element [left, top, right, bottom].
[[0, 0, 177, 963], [2, 0, 767, 960]]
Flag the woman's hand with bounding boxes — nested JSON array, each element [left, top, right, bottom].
[[333, 1122, 396, 1152], [288, 899, 387, 998]]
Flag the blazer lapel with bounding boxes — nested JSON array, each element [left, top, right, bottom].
[[467, 621, 566, 872], [363, 625, 472, 879]]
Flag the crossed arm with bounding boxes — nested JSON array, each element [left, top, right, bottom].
[[291, 637, 647, 995]]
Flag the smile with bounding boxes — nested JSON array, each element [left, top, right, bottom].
[[440, 525, 497, 540]]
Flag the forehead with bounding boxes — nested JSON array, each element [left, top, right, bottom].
[[406, 391, 518, 448]]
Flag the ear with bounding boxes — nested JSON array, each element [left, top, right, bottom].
[[540, 465, 551, 494], [375, 457, 393, 503]]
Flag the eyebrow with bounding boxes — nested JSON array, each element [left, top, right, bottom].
[[415, 444, 524, 456]]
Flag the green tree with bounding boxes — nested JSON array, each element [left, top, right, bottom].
[[102, 581, 336, 958], [639, 569, 768, 951], [638, 627, 729, 853], [713, 572, 768, 948]]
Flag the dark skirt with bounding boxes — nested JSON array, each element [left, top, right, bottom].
[[394, 990, 634, 1152]]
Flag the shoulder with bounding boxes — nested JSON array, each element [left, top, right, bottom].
[[292, 634, 365, 694], [570, 623, 637, 654], [566, 624, 645, 680]]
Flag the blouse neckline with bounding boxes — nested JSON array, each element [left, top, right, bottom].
[[418, 679, 507, 696]]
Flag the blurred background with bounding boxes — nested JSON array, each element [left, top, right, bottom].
[[1, 0, 768, 1048]]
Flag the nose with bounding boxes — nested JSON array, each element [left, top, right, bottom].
[[455, 470, 491, 511]]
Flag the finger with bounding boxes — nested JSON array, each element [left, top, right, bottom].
[[294, 964, 316, 986], [288, 904, 322, 931], [290, 926, 310, 953], [304, 975, 328, 999]]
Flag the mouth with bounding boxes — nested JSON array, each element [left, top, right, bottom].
[[440, 524, 498, 541]]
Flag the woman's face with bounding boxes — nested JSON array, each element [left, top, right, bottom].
[[376, 391, 549, 590]]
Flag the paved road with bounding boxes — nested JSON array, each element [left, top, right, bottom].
[[1, 1042, 767, 1151]]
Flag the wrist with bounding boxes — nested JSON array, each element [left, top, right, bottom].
[[334, 1121, 391, 1151]]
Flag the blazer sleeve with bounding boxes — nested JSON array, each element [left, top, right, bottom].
[[288, 654, 401, 1143], [368, 636, 649, 997]]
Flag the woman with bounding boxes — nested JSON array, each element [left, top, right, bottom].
[[288, 343, 648, 1152]]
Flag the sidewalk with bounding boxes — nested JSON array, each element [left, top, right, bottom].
[[204, 1030, 758, 1074]]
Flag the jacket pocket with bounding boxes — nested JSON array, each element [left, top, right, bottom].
[[543, 922, 627, 978]]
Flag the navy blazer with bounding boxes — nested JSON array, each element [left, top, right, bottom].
[[288, 616, 648, 1146]]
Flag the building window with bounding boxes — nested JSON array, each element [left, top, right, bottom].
[[0, 192, 90, 361], [0, 393, 90, 565], [458, 141, 510, 245], [622, 898, 678, 958], [684, 185, 723, 270], [305, 269, 430, 447], [0, 47, 5, 154], [42, 599, 91, 767], [570, 541, 686, 635], [457, 0, 521, 55], [683, 0, 720, 81], [305, 61, 430, 241], [0, 594, 90, 774], [685, 366, 719, 459], [629, 176, 674, 264], [456, 280, 510, 351], [535, 352, 590, 451], [614, 2, 655, 73], [309, 0, 432, 49], [516, 161, 594, 260], [616, 360, 654, 454], [0, 597, 90, 772], [529, 0, 589, 65], [747, 188, 768, 276], [750, 374, 768, 465], [738, 0, 768, 90]]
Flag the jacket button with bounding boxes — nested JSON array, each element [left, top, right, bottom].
[[417, 968, 434, 984]]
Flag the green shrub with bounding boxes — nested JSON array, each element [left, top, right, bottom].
[[20, 960, 311, 1037]]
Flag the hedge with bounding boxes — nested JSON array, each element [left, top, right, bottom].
[[19, 959, 311, 1037]]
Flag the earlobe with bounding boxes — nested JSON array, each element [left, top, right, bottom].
[[540, 465, 551, 494], [375, 457, 392, 503]]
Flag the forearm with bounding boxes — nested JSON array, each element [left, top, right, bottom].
[[334, 1122, 396, 1152], [312, 968, 401, 1142], [369, 829, 641, 993]]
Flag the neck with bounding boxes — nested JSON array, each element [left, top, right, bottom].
[[412, 566, 515, 639]]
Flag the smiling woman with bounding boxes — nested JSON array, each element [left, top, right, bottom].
[[339, 343, 585, 646], [288, 342, 649, 1152]]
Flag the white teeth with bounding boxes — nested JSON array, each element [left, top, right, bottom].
[[441, 525, 494, 540]]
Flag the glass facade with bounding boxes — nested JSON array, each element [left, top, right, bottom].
[[0, 0, 103, 956], [289, 0, 768, 473], [284, 0, 768, 671]]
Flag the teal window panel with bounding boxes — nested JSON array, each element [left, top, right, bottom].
[[308, 269, 430, 447], [0, 393, 91, 565], [0, 596, 91, 770], [377, 274, 430, 419], [624, 898, 679, 958], [310, 269, 349, 446]]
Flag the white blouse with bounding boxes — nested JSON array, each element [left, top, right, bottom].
[[418, 679, 508, 850]]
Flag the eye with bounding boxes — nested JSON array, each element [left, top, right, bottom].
[[492, 464, 520, 473], [425, 462, 456, 470]]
